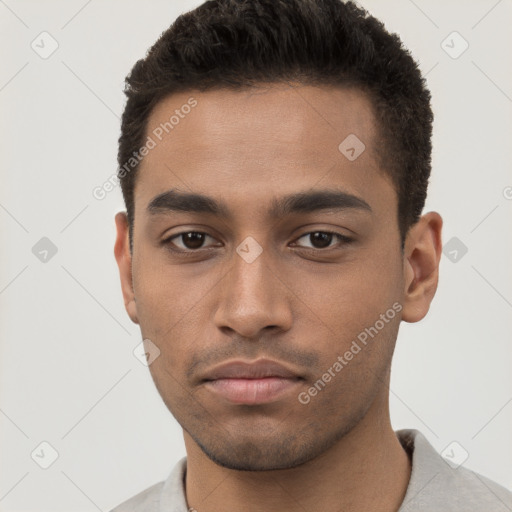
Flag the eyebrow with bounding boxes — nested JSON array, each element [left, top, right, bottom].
[[146, 188, 372, 218]]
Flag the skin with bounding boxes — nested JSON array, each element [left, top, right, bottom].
[[114, 83, 443, 512]]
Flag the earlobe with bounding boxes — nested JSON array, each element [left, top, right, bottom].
[[401, 212, 443, 323], [114, 212, 139, 325]]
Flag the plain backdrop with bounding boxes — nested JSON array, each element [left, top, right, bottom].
[[1, 0, 511, 510]]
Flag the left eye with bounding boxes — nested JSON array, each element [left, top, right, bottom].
[[293, 231, 351, 250]]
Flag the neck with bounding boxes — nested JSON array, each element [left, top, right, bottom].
[[183, 389, 411, 512]]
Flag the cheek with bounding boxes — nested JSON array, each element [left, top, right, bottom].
[[132, 253, 214, 331], [291, 255, 402, 329], [300, 309, 400, 406], [289, 254, 403, 375]]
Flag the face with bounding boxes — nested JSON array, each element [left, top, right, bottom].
[[115, 83, 438, 471]]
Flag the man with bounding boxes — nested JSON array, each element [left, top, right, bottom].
[[112, 0, 512, 510]]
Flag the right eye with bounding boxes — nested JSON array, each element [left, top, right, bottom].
[[162, 231, 220, 252]]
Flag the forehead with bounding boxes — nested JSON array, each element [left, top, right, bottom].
[[134, 84, 392, 216]]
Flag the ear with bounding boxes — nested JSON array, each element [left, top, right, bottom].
[[114, 212, 139, 324], [401, 211, 443, 323]]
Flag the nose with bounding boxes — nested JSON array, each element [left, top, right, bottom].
[[213, 244, 293, 339]]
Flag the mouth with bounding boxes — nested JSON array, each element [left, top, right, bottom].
[[201, 359, 304, 405]]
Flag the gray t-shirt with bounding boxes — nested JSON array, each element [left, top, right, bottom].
[[110, 429, 512, 511]]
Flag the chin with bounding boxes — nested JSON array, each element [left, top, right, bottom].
[[188, 428, 333, 472], [199, 445, 315, 471]]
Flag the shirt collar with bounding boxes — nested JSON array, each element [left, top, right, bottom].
[[157, 429, 448, 512]]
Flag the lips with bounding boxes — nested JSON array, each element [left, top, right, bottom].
[[202, 359, 300, 380], [202, 359, 303, 405]]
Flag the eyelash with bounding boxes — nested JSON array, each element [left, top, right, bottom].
[[161, 230, 353, 255]]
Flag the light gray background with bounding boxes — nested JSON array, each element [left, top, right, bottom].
[[1, 0, 511, 510]]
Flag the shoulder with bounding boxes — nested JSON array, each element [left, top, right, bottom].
[[109, 481, 164, 512], [397, 429, 512, 511], [108, 457, 188, 512]]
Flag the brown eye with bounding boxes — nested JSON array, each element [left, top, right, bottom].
[[309, 232, 334, 249], [164, 231, 217, 251], [294, 231, 352, 250], [180, 232, 206, 249]]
